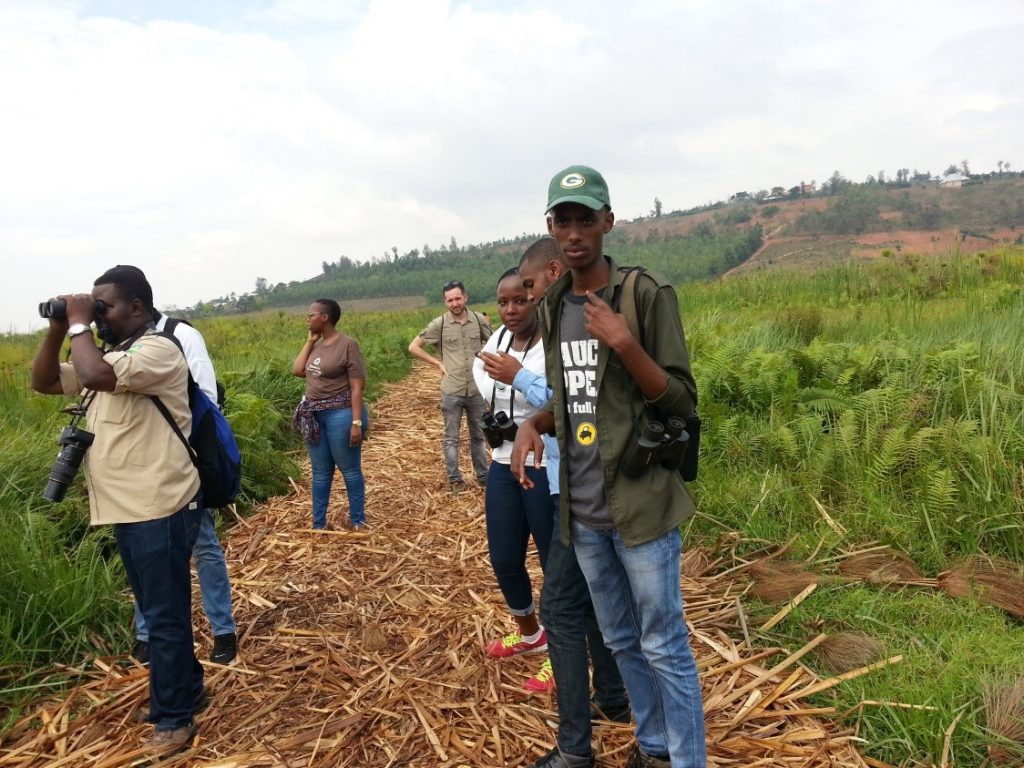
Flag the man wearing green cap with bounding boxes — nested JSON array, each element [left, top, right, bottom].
[[512, 166, 706, 767]]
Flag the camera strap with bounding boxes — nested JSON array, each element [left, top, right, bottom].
[[487, 327, 513, 416], [64, 389, 97, 430]]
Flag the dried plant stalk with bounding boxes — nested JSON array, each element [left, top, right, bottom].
[[939, 555, 1024, 619], [838, 548, 924, 587], [812, 632, 885, 674], [983, 677, 1024, 765], [747, 560, 821, 603]]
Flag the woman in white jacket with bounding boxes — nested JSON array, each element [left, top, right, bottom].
[[473, 268, 554, 661]]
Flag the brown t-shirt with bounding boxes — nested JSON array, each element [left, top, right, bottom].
[[304, 334, 366, 401]]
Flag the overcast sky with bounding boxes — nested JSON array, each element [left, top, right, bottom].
[[2, 0, 1021, 333]]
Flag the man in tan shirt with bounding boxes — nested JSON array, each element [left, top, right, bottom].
[[31, 265, 205, 760], [408, 279, 492, 491]]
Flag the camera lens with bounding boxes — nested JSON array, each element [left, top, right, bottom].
[[43, 426, 95, 502]]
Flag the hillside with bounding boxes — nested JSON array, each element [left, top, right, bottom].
[[185, 176, 1024, 317]]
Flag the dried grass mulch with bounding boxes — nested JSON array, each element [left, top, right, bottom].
[[0, 363, 886, 768]]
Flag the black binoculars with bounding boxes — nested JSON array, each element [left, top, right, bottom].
[[481, 410, 518, 448], [38, 298, 107, 321], [620, 412, 701, 482]]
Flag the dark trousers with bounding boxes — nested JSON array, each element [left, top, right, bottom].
[[115, 498, 204, 730], [484, 462, 553, 614], [541, 502, 628, 757]]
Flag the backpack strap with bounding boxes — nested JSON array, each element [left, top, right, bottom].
[[611, 266, 648, 430], [615, 266, 647, 344], [150, 330, 200, 468]]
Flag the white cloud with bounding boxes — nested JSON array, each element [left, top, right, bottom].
[[2, 0, 1023, 332]]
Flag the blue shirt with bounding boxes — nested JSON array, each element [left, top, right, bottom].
[[512, 367, 559, 495]]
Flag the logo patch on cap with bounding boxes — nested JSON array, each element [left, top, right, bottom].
[[560, 173, 586, 190]]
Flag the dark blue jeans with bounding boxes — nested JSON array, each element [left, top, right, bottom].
[[540, 502, 627, 757], [115, 498, 204, 731], [134, 507, 236, 641], [484, 462, 553, 614]]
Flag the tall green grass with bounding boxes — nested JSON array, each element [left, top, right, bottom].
[[681, 246, 1024, 765]]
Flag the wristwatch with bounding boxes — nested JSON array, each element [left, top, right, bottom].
[[352, 419, 363, 428], [67, 323, 92, 339]]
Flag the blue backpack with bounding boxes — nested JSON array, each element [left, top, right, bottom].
[[151, 332, 242, 508]]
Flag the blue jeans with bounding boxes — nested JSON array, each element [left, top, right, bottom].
[[485, 462, 553, 614], [571, 521, 706, 768], [441, 393, 489, 484], [306, 406, 368, 529], [115, 499, 204, 731], [134, 507, 236, 641], [541, 503, 627, 757]]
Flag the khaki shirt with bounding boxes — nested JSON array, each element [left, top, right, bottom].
[[59, 331, 201, 525], [418, 310, 492, 396]]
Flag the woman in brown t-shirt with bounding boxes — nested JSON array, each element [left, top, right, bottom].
[[291, 299, 368, 530]]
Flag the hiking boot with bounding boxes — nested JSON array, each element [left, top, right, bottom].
[[486, 629, 548, 658], [527, 745, 595, 768], [591, 699, 632, 723], [132, 639, 150, 665], [139, 722, 196, 761], [450, 480, 466, 494], [523, 658, 555, 693], [351, 522, 370, 531], [130, 687, 209, 725], [625, 744, 671, 768], [211, 633, 237, 665]]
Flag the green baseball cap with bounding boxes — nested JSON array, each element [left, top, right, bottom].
[[545, 165, 611, 213]]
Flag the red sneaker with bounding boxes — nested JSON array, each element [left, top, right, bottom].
[[486, 629, 548, 658], [523, 659, 555, 693]]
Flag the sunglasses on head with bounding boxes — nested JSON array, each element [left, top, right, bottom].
[[442, 280, 464, 292]]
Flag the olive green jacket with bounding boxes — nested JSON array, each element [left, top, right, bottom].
[[540, 257, 698, 547]]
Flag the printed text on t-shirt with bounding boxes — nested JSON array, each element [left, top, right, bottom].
[[562, 339, 598, 414]]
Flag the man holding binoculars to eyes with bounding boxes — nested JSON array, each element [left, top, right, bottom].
[[31, 266, 205, 760], [512, 166, 706, 768]]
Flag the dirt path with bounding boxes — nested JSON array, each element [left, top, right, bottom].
[[0, 365, 877, 767], [719, 223, 789, 279]]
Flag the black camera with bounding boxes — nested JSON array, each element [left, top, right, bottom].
[[620, 412, 701, 482], [481, 410, 518, 448], [44, 425, 95, 502], [38, 298, 107, 321]]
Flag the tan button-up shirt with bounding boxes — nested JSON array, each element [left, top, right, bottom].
[[59, 331, 201, 525], [418, 310, 492, 396]]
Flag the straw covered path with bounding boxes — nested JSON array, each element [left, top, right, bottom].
[[0, 364, 884, 768]]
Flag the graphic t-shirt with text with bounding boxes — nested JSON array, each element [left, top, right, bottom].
[[561, 293, 613, 530]]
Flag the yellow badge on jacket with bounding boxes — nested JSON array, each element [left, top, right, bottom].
[[576, 422, 597, 446]]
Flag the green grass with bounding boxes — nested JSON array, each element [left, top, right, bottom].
[[5, 248, 1024, 762], [679, 245, 1024, 764], [748, 585, 1024, 766]]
